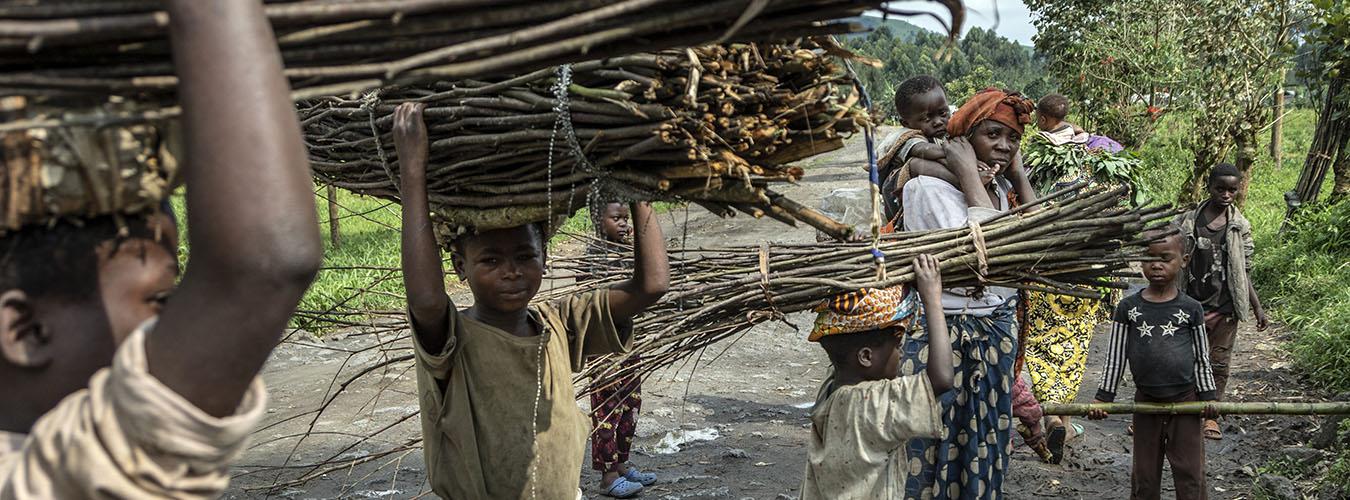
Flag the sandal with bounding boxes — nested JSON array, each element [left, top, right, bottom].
[[1127, 422, 1134, 436], [1067, 422, 1085, 441], [1203, 419, 1222, 440], [601, 478, 644, 498], [1017, 423, 1053, 463], [1046, 423, 1067, 465], [623, 466, 658, 486]]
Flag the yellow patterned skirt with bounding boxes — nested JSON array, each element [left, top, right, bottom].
[[1021, 290, 1104, 405]]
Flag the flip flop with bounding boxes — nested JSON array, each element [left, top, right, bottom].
[[1067, 422, 1085, 441], [1203, 419, 1222, 440], [1047, 423, 1067, 465], [623, 466, 658, 486], [601, 478, 643, 498]]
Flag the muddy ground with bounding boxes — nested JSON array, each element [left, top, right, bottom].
[[225, 128, 1339, 499]]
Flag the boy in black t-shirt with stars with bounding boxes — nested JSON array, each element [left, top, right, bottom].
[[1089, 230, 1219, 500]]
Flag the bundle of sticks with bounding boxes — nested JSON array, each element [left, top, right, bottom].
[[0, 96, 180, 232], [552, 184, 1175, 395], [303, 39, 868, 239], [0, 0, 961, 129]]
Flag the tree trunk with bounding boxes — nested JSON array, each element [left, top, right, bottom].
[[1270, 86, 1284, 164], [1333, 152, 1350, 202], [1234, 122, 1259, 208], [327, 184, 341, 249]]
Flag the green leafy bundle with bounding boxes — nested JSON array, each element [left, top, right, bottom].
[[1023, 137, 1146, 205]]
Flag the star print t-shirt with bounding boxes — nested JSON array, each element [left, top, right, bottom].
[[1095, 291, 1218, 402]]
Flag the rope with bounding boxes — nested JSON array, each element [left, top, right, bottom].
[[968, 219, 989, 282], [840, 54, 885, 280], [361, 92, 398, 195]]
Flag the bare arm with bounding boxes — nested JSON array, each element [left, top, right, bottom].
[[148, 0, 322, 417], [906, 158, 959, 186], [393, 103, 451, 348], [943, 138, 995, 210], [909, 142, 947, 161], [608, 202, 669, 320], [913, 254, 952, 393]]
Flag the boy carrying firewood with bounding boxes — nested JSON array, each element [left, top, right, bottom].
[[393, 102, 670, 498], [800, 254, 955, 499], [0, 1, 322, 497]]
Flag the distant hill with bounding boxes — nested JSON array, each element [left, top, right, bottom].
[[843, 15, 928, 41], [845, 14, 1036, 54]]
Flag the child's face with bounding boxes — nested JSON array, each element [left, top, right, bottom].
[[1035, 113, 1056, 131], [1208, 175, 1240, 208], [970, 120, 1021, 178], [600, 203, 631, 244], [899, 88, 950, 139], [1142, 236, 1186, 287], [862, 334, 904, 380], [1, 214, 178, 430], [453, 226, 545, 314]]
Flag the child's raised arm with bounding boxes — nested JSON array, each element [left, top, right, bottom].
[[148, 0, 323, 417], [608, 202, 670, 320], [913, 254, 952, 393], [393, 103, 451, 348]]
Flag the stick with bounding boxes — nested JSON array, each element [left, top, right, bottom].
[[1042, 401, 1350, 416]]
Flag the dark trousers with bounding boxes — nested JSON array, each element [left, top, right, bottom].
[[1132, 390, 1207, 500], [1204, 313, 1238, 400]]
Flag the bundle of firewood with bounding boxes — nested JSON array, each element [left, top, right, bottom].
[[556, 185, 1173, 395], [0, 0, 961, 129], [0, 97, 180, 233], [303, 40, 868, 239]]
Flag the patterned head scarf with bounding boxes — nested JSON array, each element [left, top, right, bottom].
[[808, 286, 919, 342], [946, 88, 1035, 138]]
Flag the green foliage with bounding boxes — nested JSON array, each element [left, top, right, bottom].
[[1022, 137, 1147, 204], [1301, 0, 1350, 106], [841, 25, 1053, 121]]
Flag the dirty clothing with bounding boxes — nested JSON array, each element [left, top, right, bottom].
[[1175, 202, 1255, 322], [1097, 292, 1217, 402], [0, 321, 266, 499], [590, 354, 641, 473], [801, 374, 949, 500], [1131, 389, 1209, 500], [1204, 312, 1239, 400], [902, 175, 1016, 316], [412, 290, 627, 500]]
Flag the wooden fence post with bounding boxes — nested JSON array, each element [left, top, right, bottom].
[[327, 184, 341, 249]]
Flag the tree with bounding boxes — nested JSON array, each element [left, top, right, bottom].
[[1289, 0, 1350, 214], [1177, 0, 1305, 205], [1028, 0, 1308, 205]]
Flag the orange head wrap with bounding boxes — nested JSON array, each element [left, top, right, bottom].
[[946, 88, 1036, 138]]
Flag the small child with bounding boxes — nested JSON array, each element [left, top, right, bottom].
[[1, 1, 323, 496], [1175, 163, 1268, 440], [586, 202, 658, 498], [1035, 94, 1089, 146], [801, 254, 954, 499], [879, 75, 950, 222], [393, 103, 670, 499], [1089, 230, 1220, 500]]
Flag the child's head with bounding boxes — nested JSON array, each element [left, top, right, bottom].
[[1142, 228, 1187, 287], [1036, 94, 1070, 131], [893, 75, 949, 139], [0, 211, 179, 428], [808, 286, 916, 382], [598, 202, 632, 244], [450, 223, 546, 314], [1206, 163, 1241, 209]]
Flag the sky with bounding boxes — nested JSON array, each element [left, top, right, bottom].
[[874, 0, 1038, 46]]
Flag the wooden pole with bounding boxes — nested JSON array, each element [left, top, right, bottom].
[[1042, 401, 1350, 416], [1270, 85, 1284, 165], [327, 183, 341, 249]]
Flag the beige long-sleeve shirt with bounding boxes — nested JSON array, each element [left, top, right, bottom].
[[0, 321, 266, 499]]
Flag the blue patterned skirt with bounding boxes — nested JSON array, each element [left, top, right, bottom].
[[901, 300, 1018, 500]]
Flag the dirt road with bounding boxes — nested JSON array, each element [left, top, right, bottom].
[[226, 129, 1338, 499]]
